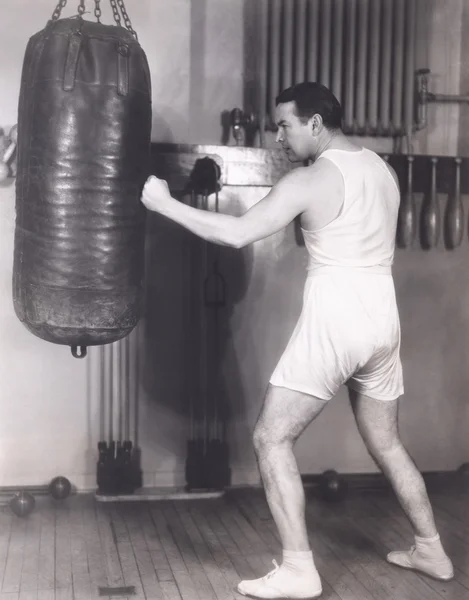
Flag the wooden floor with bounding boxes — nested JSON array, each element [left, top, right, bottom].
[[0, 485, 468, 600]]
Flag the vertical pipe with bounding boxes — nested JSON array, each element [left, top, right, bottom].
[[404, 0, 417, 134], [116, 340, 122, 443], [200, 198, 208, 450], [356, 0, 369, 131], [368, 0, 381, 131], [282, 0, 294, 90], [99, 345, 105, 441], [320, 0, 332, 88], [189, 192, 199, 441], [392, 0, 405, 133], [269, 0, 282, 119], [258, 0, 268, 146], [380, 0, 393, 131], [344, 0, 357, 130], [133, 325, 140, 448], [107, 344, 113, 444], [307, 0, 320, 81], [295, 0, 307, 84], [331, 0, 344, 103], [124, 335, 130, 441]]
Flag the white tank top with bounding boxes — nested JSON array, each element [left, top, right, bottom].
[[302, 148, 400, 273]]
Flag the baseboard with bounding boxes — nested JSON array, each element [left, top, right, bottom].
[[301, 469, 459, 492], [0, 468, 463, 501]]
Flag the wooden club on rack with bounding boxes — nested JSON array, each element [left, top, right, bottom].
[[444, 157, 463, 249], [420, 157, 440, 249], [397, 155, 416, 248]]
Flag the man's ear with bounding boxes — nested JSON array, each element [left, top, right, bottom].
[[310, 114, 323, 136]]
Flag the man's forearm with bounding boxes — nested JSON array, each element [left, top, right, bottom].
[[158, 197, 244, 247]]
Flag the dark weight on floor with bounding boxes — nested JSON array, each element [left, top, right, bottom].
[[10, 491, 35, 517], [319, 469, 348, 502], [49, 476, 72, 500]]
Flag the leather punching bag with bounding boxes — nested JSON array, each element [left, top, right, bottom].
[[12, 3, 152, 358]]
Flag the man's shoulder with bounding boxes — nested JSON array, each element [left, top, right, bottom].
[[280, 158, 338, 188]]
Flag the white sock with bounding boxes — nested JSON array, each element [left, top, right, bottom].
[[282, 549, 316, 572], [414, 533, 447, 556], [415, 533, 440, 544]]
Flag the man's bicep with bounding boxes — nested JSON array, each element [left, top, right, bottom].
[[239, 178, 306, 245]]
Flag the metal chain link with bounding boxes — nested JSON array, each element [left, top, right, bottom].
[[94, 0, 102, 22], [52, 0, 138, 39], [116, 0, 138, 39], [51, 0, 68, 20], [109, 0, 122, 25], [110, 0, 138, 40]]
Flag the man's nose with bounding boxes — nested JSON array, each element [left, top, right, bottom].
[[276, 129, 283, 143]]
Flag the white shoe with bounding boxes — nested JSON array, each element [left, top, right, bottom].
[[387, 545, 454, 581], [237, 560, 322, 599]]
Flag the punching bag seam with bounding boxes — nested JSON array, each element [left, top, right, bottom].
[[117, 43, 129, 97], [50, 31, 138, 45], [63, 33, 82, 92]]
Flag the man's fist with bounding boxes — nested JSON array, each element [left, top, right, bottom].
[[141, 175, 172, 213]]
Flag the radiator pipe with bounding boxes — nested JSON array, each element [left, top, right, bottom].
[[320, 0, 332, 88], [307, 0, 320, 81], [295, 0, 307, 84], [331, 0, 344, 103], [269, 0, 281, 119], [392, 0, 406, 134], [403, 0, 416, 134], [283, 0, 294, 89], [368, 0, 381, 131], [258, 0, 268, 147], [356, 0, 369, 132], [344, 0, 357, 130], [380, 0, 393, 132]]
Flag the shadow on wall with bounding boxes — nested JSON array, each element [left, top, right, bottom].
[[140, 178, 255, 458]]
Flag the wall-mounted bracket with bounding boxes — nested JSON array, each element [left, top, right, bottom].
[[416, 69, 469, 130]]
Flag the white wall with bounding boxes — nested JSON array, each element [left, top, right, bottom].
[[0, 0, 467, 490], [0, 0, 244, 489]]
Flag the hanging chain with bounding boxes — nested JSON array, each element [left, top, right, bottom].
[[116, 0, 137, 38], [110, 0, 138, 40], [51, 0, 68, 20], [94, 0, 102, 22], [109, 0, 122, 25], [52, 0, 138, 39]]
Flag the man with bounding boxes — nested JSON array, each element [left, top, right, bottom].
[[141, 82, 454, 599]]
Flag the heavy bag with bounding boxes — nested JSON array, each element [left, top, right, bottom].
[[12, 15, 152, 358]]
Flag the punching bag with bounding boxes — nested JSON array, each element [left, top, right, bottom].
[[12, 1, 152, 358]]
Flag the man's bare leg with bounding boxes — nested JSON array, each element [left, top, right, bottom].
[[237, 384, 327, 599], [349, 389, 454, 580]]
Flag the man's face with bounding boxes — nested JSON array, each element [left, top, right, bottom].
[[275, 101, 314, 162]]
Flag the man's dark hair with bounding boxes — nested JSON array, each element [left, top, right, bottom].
[[275, 82, 343, 130]]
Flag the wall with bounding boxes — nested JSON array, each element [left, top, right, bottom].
[[0, 0, 244, 489], [0, 0, 468, 490]]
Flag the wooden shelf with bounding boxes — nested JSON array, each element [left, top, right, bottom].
[[150, 143, 467, 197]]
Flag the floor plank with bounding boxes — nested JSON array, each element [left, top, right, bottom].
[[0, 486, 467, 600]]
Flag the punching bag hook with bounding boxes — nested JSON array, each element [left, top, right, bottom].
[[71, 346, 87, 359], [77, 1, 86, 17], [51, 0, 68, 21]]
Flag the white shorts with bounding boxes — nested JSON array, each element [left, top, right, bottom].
[[269, 267, 404, 401]]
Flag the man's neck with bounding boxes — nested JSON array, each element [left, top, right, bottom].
[[312, 131, 361, 161]]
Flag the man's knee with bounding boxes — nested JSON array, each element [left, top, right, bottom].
[[252, 422, 293, 455], [253, 384, 327, 455]]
